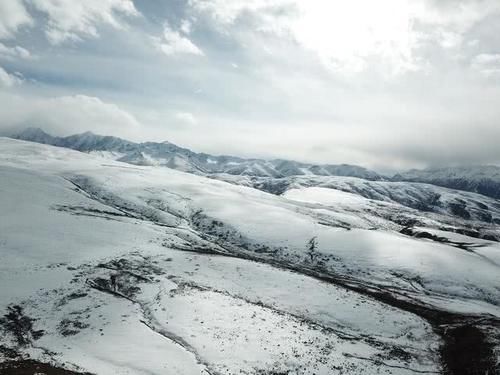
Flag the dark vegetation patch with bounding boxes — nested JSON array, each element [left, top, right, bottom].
[[67, 292, 88, 300], [448, 201, 471, 220], [97, 257, 164, 279], [441, 323, 498, 375], [399, 227, 497, 249], [58, 319, 90, 337], [0, 305, 44, 346], [51, 205, 127, 221], [57, 291, 89, 308], [0, 359, 93, 375], [87, 256, 167, 302], [87, 276, 140, 301], [0, 345, 20, 360]]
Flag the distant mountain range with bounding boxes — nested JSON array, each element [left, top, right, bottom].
[[8, 128, 382, 180], [395, 167, 500, 200], [7, 127, 500, 200]]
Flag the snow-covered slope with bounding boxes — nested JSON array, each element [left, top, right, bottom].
[[9, 128, 382, 180], [1, 138, 499, 374], [394, 166, 500, 200], [11, 129, 500, 204], [211, 173, 500, 242]]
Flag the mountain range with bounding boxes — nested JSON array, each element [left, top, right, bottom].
[[8, 128, 382, 180], [9, 127, 500, 201]]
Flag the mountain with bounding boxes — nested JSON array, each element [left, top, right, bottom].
[[394, 166, 500, 200], [214, 174, 500, 232], [9, 128, 382, 180], [1, 137, 499, 373]]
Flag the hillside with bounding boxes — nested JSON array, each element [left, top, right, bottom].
[[0, 137, 499, 374]]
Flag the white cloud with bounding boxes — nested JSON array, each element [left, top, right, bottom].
[[174, 111, 197, 125], [2, 0, 500, 170], [180, 19, 193, 34], [189, 0, 500, 74], [290, 1, 422, 74], [0, 0, 33, 39], [0, 43, 31, 60], [471, 53, 500, 76], [0, 94, 141, 136], [30, 0, 139, 44], [188, 0, 285, 26], [153, 23, 204, 56], [0, 66, 22, 87], [189, 0, 421, 74]]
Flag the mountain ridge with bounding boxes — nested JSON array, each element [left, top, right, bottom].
[[394, 166, 500, 199], [8, 128, 383, 180], [8, 127, 500, 200]]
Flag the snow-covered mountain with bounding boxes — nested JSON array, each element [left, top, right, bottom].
[[394, 166, 500, 200], [212, 174, 500, 237], [9, 128, 382, 180], [1, 137, 499, 374], [11, 128, 500, 204]]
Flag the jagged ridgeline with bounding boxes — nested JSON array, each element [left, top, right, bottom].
[[11, 128, 500, 201], [9, 128, 382, 179]]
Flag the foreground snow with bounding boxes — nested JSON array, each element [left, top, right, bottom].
[[0, 138, 499, 374]]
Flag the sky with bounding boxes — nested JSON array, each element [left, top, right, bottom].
[[1, 0, 500, 171]]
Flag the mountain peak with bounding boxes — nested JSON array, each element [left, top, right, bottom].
[[16, 127, 50, 137], [79, 131, 97, 137], [9, 128, 382, 180], [11, 127, 56, 143]]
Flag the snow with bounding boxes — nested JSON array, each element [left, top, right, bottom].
[[33, 295, 208, 375], [1, 138, 498, 314], [0, 137, 499, 373], [395, 165, 500, 199], [89, 151, 125, 160], [398, 165, 500, 182], [284, 186, 370, 207]]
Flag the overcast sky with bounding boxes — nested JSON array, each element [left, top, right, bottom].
[[1, 0, 500, 171]]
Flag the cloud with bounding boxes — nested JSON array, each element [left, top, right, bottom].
[[0, 93, 141, 136], [189, 0, 419, 73], [180, 19, 193, 34], [2, 0, 500, 170], [0, 0, 33, 39], [0, 43, 31, 60], [0, 66, 22, 87], [153, 23, 204, 56], [188, 0, 287, 27], [30, 0, 139, 44], [188, 0, 500, 74], [174, 111, 197, 125], [471, 54, 500, 76]]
